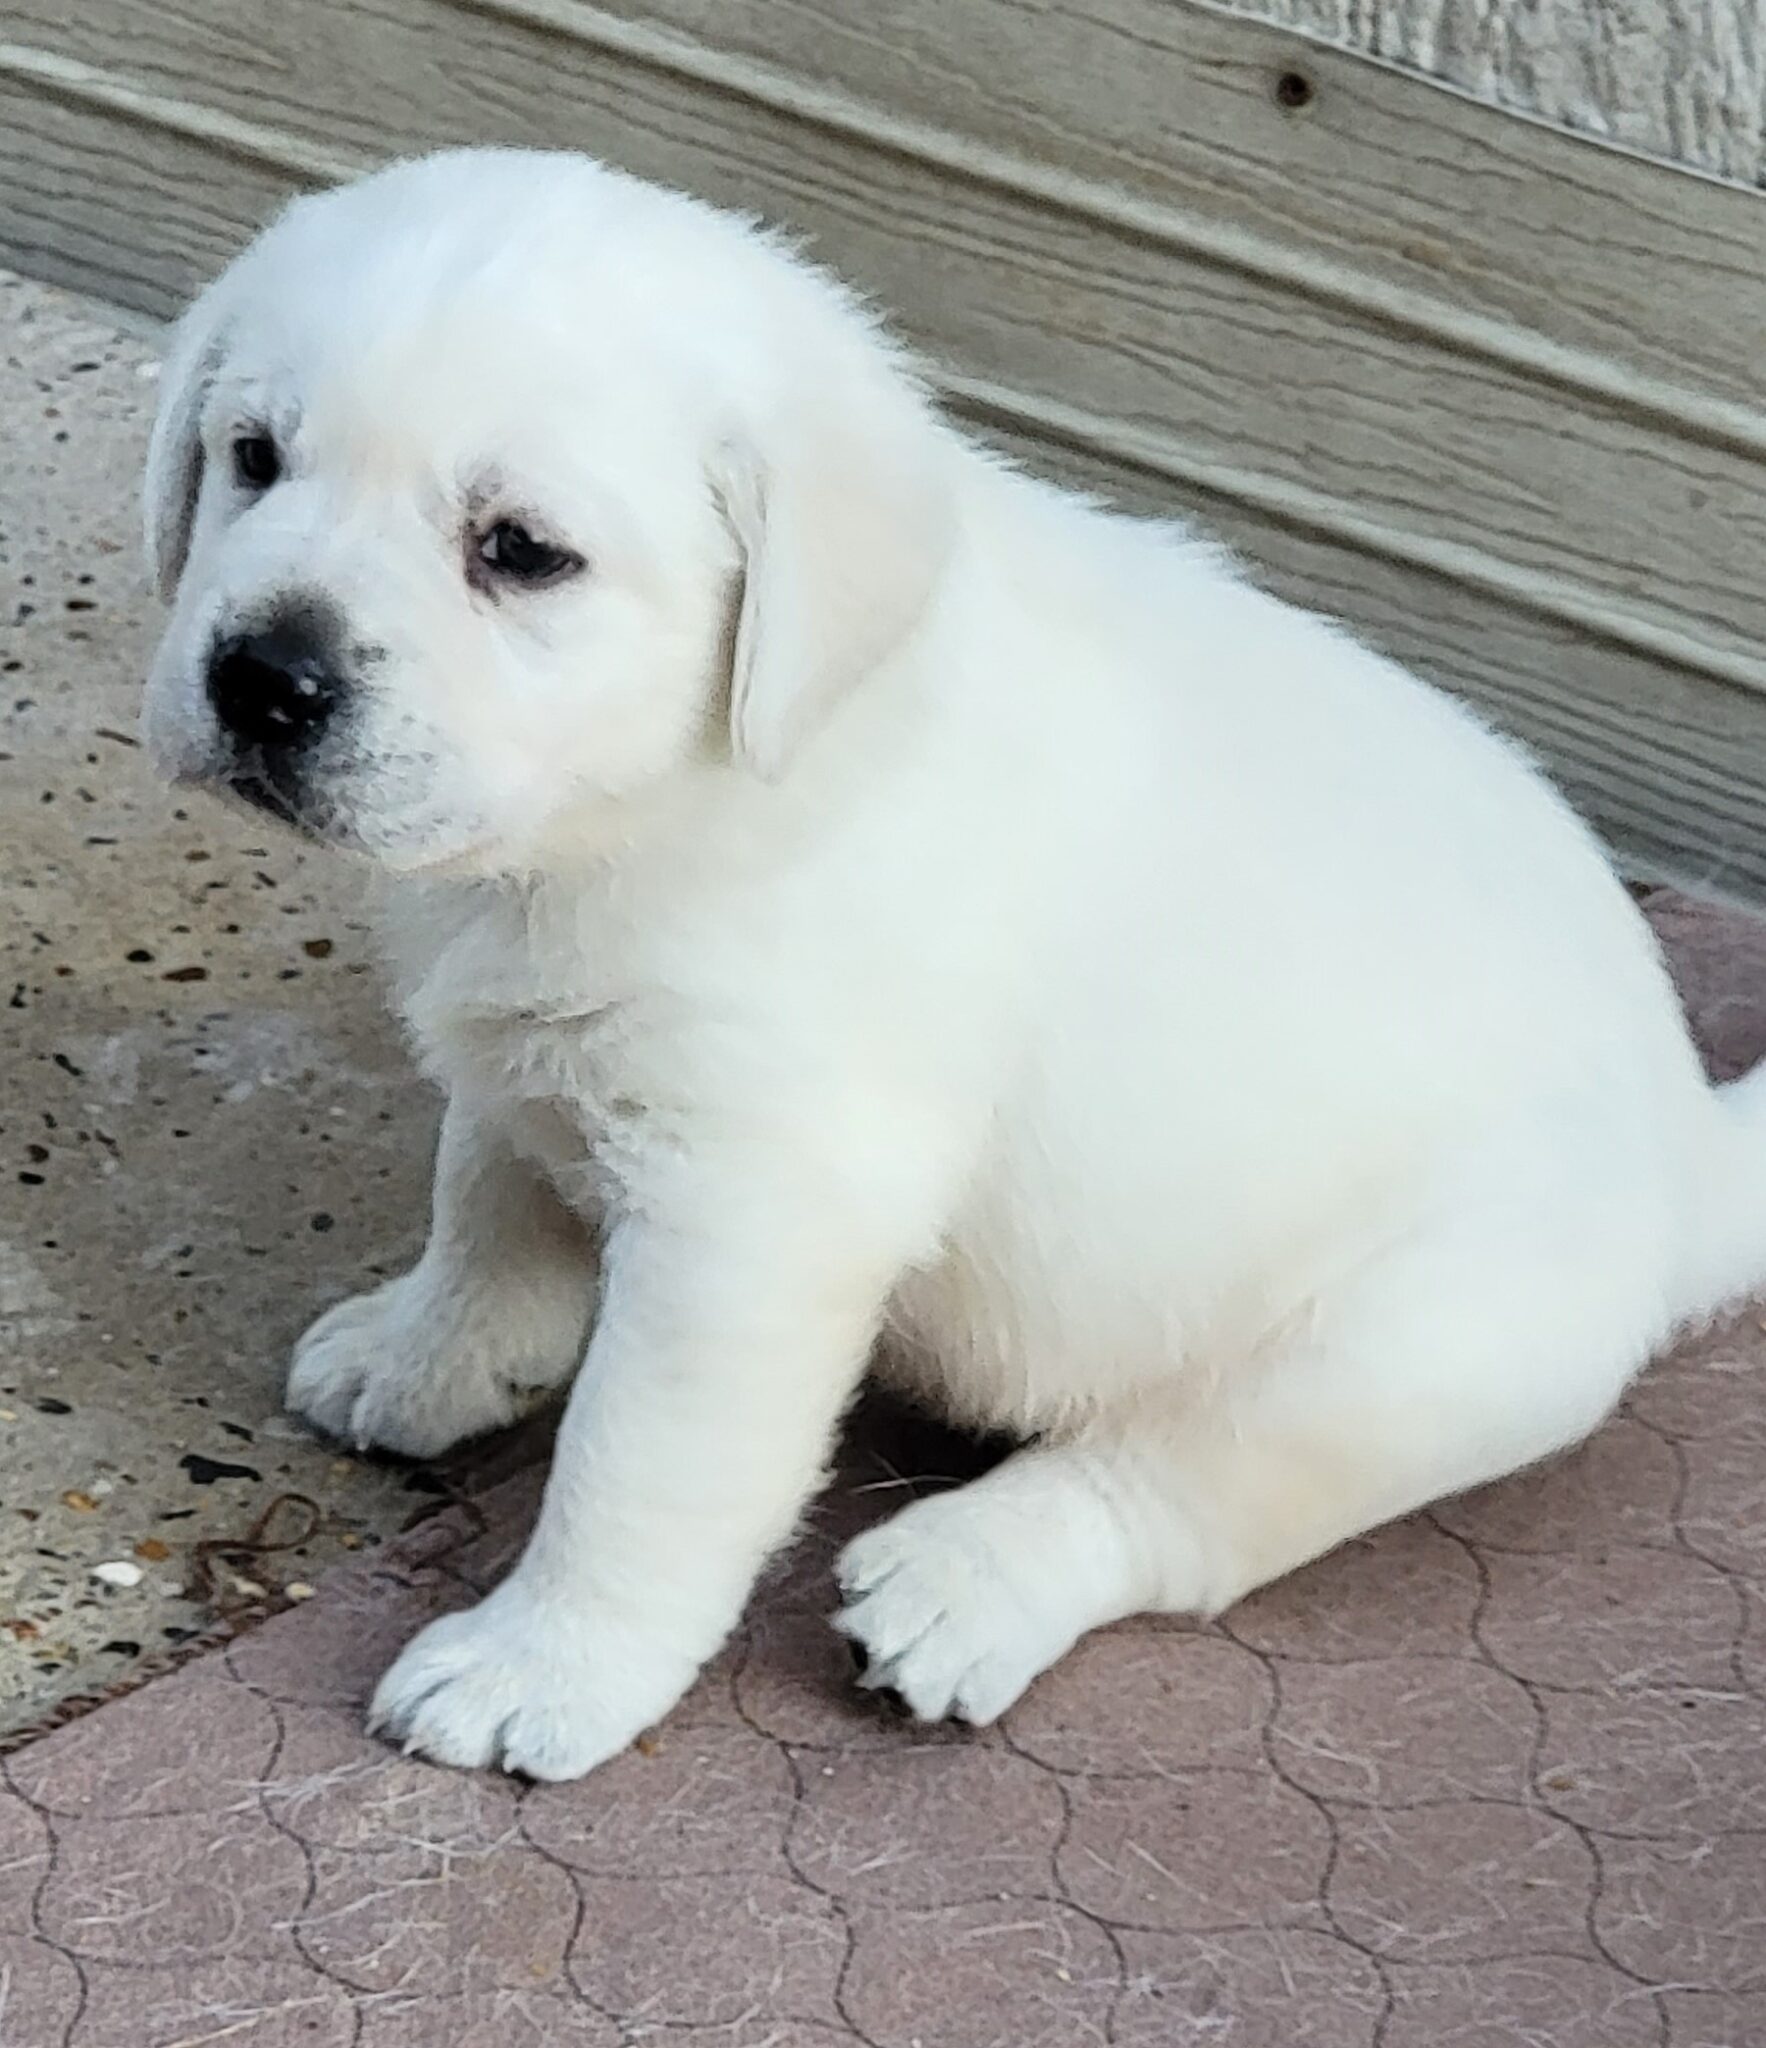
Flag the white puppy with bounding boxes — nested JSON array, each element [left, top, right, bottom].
[[141, 147, 1766, 1779]]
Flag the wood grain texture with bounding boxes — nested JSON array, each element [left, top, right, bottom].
[[4, 1, 1766, 892], [1211, 0, 1766, 184], [499, 0, 1766, 408], [14, 0, 1766, 413], [0, 76, 296, 311]]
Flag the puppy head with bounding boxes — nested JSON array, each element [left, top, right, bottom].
[[142, 149, 952, 871]]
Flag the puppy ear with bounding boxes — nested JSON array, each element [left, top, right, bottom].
[[143, 287, 233, 602], [717, 356, 953, 779]]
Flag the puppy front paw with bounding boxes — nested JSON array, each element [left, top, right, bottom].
[[369, 1582, 695, 1780], [286, 1286, 393, 1443], [287, 1272, 579, 1459]]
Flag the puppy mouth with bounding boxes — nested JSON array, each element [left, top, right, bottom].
[[217, 751, 325, 841]]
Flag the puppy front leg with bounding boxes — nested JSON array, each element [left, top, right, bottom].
[[288, 1094, 596, 1457], [369, 1187, 891, 1778]]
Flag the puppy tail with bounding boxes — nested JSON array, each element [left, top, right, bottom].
[[1682, 1061, 1766, 1323]]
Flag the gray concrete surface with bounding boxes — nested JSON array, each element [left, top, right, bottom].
[[0, 268, 458, 1739]]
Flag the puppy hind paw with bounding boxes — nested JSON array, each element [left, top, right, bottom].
[[833, 1505, 1078, 1726]]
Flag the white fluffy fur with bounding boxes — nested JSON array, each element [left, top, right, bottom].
[[141, 149, 1766, 1778]]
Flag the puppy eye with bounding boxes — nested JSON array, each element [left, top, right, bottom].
[[475, 519, 582, 588], [232, 433, 281, 490]]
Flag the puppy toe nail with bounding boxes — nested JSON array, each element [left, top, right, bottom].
[[865, 1678, 913, 1718]]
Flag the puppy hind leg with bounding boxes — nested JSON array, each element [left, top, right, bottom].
[[1158, 1165, 1673, 1615], [835, 1425, 1203, 1724], [837, 1218, 1654, 1721]]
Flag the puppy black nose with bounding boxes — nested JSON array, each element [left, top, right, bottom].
[[206, 627, 341, 750]]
